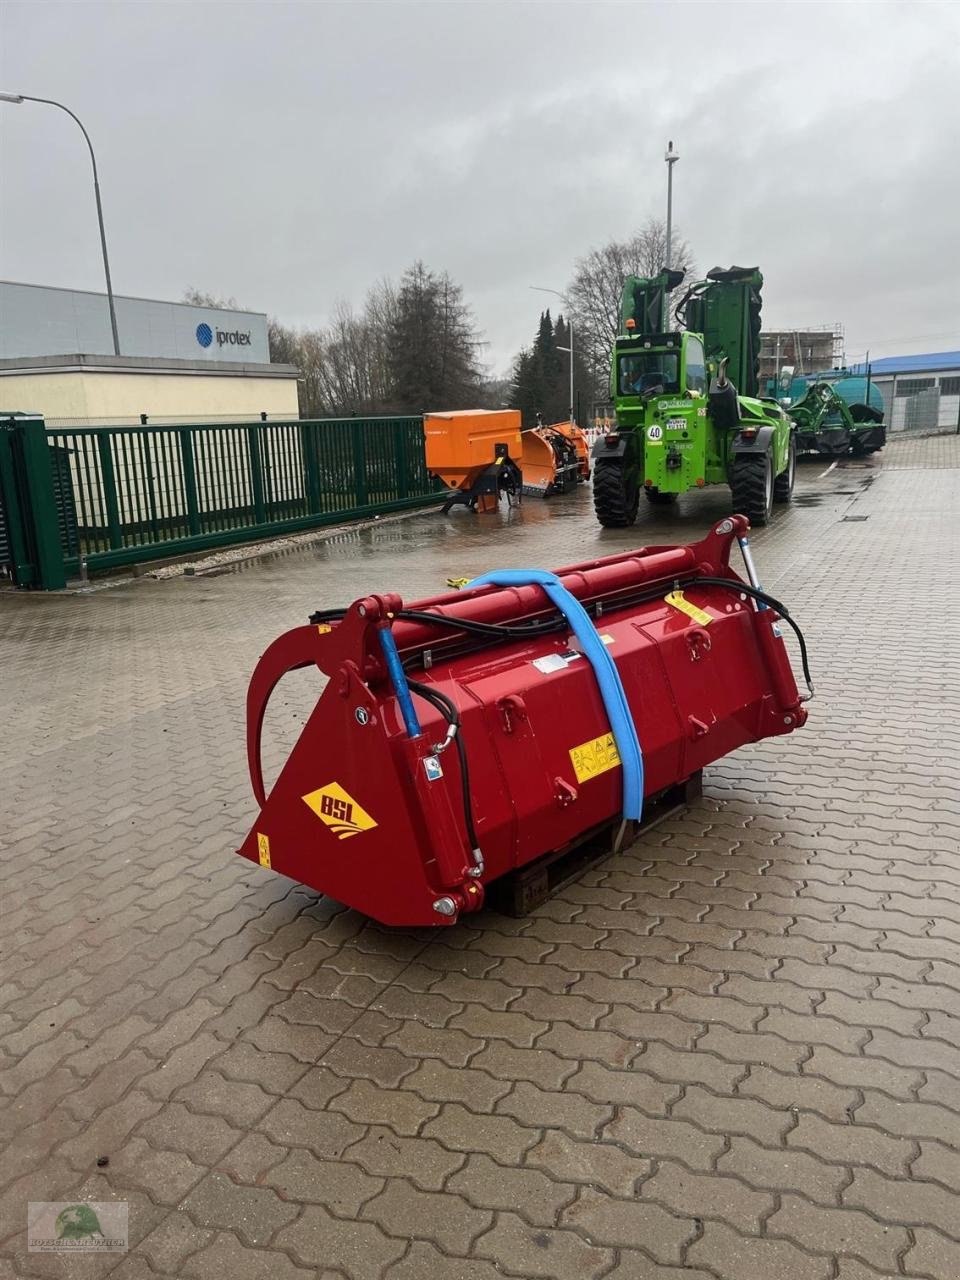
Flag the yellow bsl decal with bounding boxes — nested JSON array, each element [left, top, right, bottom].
[[256, 832, 271, 868], [664, 590, 712, 627], [569, 732, 622, 783], [302, 782, 378, 840]]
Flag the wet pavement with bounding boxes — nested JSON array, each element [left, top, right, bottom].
[[2, 434, 959, 1278]]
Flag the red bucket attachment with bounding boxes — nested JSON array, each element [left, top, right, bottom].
[[239, 517, 807, 926]]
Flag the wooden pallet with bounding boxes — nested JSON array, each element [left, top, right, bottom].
[[492, 771, 703, 918]]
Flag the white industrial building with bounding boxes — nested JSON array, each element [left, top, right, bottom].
[[849, 350, 960, 432], [0, 281, 300, 423]]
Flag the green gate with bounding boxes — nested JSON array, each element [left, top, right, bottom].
[[0, 415, 70, 589], [1, 414, 440, 588]]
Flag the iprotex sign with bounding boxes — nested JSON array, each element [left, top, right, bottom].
[[196, 323, 252, 350], [0, 281, 270, 364]]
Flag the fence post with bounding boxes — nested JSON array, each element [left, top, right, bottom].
[[178, 428, 202, 536], [96, 431, 123, 550], [394, 421, 408, 500], [248, 424, 267, 524], [300, 421, 321, 514], [9, 418, 68, 589], [352, 421, 368, 507]]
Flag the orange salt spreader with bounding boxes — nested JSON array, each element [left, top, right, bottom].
[[424, 409, 524, 513]]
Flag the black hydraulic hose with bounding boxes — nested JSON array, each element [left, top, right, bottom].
[[395, 609, 561, 639], [309, 606, 561, 637], [406, 679, 480, 854], [309, 576, 812, 697], [692, 577, 814, 699]]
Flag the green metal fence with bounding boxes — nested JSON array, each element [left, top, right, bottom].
[[1, 414, 441, 587]]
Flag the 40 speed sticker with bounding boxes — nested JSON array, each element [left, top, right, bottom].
[[647, 425, 663, 443]]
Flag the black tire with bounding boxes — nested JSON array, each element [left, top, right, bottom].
[[593, 459, 639, 527], [644, 488, 678, 505], [730, 452, 774, 526], [773, 435, 796, 503]]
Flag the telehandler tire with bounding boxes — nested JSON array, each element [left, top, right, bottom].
[[593, 459, 639, 527], [773, 436, 796, 504], [730, 452, 774, 526]]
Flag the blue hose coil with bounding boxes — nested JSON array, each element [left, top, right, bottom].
[[378, 626, 422, 739], [467, 569, 644, 821]]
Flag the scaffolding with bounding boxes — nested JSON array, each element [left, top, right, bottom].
[[759, 324, 844, 383]]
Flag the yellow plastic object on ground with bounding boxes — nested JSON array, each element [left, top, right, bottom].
[[424, 409, 523, 513]]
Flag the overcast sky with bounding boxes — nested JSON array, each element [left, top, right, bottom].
[[2, 0, 958, 375]]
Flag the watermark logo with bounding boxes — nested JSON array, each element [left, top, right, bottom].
[[28, 1202, 128, 1253], [195, 322, 213, 349]]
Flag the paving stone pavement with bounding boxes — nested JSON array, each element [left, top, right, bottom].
[[1, 435, 959, 1279]]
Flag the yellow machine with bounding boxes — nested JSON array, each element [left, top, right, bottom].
[[424, 410, 523, 513], [521, 418, 591, 497]]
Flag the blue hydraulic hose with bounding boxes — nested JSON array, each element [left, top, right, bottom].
[[467, 569, 644, 821], [378, 625, 422, 739]]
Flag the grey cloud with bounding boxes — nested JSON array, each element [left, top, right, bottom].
[[1, 0, 958, 377]]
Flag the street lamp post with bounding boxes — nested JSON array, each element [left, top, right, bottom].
[[663, 140, 679, 330], [664, 139, 679, 270], [1, 91, 121, 355], [530, 285, 575, 425]]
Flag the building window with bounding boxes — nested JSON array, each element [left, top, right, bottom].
[[895, 378, 935, 397], [939, 376, 960, 396]]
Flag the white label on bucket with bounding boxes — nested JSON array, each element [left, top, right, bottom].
[[532, 654, 569, 674]]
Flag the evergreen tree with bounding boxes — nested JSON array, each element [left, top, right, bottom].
[[510, 309, 589, 427], [389, 262, 483, 411]]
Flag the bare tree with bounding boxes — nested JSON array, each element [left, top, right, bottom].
[[181, 286, 240, 310], [363, 278, 400, 409], [567, 218, 695, 400], [183, 265, 485, 418]]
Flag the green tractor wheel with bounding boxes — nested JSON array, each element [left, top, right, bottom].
[[593, 459, 639, 527], [773, 435, 797, 503], [730, 452, 774, 526], [644, 488, 678, 506]]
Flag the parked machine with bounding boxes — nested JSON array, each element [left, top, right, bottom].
[[239, 517, 811, 927], [521, 416, 591, 497], [593, 266, 796, 528], [779, 373, 885, 456], [424, 409, 523, 513], [424, 408, 591, 510]]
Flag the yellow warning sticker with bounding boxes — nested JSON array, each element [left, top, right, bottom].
[[569, 732, 622, 783], [256, 832, 271, 868], [664, 590, 712, 627], [302, 782, 378, 841], [316, 623, 333, 634]]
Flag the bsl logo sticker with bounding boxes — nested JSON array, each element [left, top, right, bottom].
[[302, 782, 377, 840]]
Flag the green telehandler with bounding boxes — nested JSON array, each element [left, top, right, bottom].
[[592, 266, 796, 527]]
